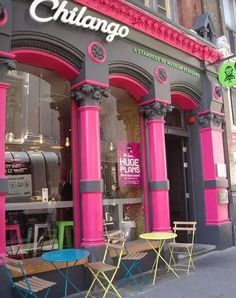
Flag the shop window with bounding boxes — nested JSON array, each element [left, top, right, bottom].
[[5, 64, 72, 260], [100, 87, 144, 237]]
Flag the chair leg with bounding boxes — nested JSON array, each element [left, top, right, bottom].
[[167, 247, 176, 272], [44, 287, 51, 298], [86, 270, 104, 297], [101, 270, 121, 298], [119, 261, 141, 290]]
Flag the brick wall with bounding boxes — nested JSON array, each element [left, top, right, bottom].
[[178, 0, 202, 29]]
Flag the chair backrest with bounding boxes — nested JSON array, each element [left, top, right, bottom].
[[104, 234, 126, 267], [1, 256, 27, 285], [172, 221, 197, 244]]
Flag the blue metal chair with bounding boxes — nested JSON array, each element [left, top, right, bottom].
[[1, 256, 56, 297]]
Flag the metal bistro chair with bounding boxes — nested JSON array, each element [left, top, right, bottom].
[[85, 235, 126, 298], [108, 232, 149, 291], [1, 256, 56, 298], [167, 221, 197, 275]]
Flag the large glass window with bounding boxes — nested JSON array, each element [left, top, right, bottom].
[[5, 64, 72, 259], [101, 87, 144, 238]]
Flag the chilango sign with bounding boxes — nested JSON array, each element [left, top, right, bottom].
[[29, 0, 129, 42], [118, 142, 142, 186]]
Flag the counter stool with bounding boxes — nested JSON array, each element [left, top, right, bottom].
[[56, 221, 74, 249], [33, 223, 52, 255], [6, 224, 22, 255]]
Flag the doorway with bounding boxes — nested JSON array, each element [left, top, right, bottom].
[[165, 134, 190, 224]]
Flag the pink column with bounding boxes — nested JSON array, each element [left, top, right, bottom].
[[79, 105, 104, 246], [199, 111, 230, 225], [141, 102, 172, 232], [140, 115, 150, 232], [71, 100, 80, 247], [72, 85, 108, 247], [0, 82, 9, 256]]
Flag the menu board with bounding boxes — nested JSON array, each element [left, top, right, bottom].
[[5, 161, 32, 197]]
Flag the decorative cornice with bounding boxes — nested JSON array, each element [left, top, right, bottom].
[[198, 112, 225, 129], [140, 102, 172, 120], [72, 84, 109, 107], [11, 39, 83, 71], [73, 0, 222, 63]]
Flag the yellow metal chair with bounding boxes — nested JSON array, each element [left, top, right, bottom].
[[167, 221, 197, 274], [85, 235, 126, 298]]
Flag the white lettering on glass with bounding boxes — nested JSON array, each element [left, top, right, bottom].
[[29, 0, 129, 42]]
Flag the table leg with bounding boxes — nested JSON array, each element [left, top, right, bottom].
[[146, 240, 179, 285], [50, 262, 83, 297], [65, 261, 69, 297]]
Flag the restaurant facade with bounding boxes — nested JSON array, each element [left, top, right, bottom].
[[0, 0, 233, 295]]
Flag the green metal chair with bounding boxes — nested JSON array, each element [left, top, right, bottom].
[[1, 256, 56, 297], [56, 220, 74, 249]]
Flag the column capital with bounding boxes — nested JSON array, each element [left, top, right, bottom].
[[140, 102, 172, 121], [71, 84, 109, 107], [198, 112, 225, 129]]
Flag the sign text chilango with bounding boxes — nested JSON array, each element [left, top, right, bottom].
[[30, 0, 129, 42]]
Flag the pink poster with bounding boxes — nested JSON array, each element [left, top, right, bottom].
[[118, 141, 142, 186]]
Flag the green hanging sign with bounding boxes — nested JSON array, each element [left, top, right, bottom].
[[218, 62, 236, 87]]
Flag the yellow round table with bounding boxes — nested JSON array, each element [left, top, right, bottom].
[[139, 232, 179, 284]]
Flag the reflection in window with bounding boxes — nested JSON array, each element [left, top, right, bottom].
[[100, 87, 143, 200], [5, 64, 73, 259]]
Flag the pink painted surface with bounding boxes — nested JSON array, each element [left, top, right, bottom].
[[198, 110, 225, 117], [79, 105, 104, 246], [79, 106, 101, 179], [200, 128, 215, 179], [87, 42, 106, 63], [73, 0, 222, 63], [139, 98, 171, 106], [212, 128, 225, 163], [0, 51, 15, 59], [147, 119, 167, 180], [0, 83, 9, 255], [0, 8, 8, 27], [171, 92, 198, 110], [81, 193, 104, 246], [200, 125, 229, 224], [200, 128, 225, 180], [205, 189, 229, 225], [140, 115, 150, 232], [109, 75, 148, 101], [151, 190, 171, 231], [71, 101, 81, 248], [146, 118, 170, 231], [11, 50, 79, 81], [71, 79, 109, 90], [154, 66, 168, 84]]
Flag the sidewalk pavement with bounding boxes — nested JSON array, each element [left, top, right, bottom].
[[72, 246, 236, 298]]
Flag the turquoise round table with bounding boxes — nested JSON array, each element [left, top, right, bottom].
[[42, 248, 89, 297]]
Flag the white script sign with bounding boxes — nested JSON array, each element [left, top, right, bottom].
[[29, 0, 129, 42]]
